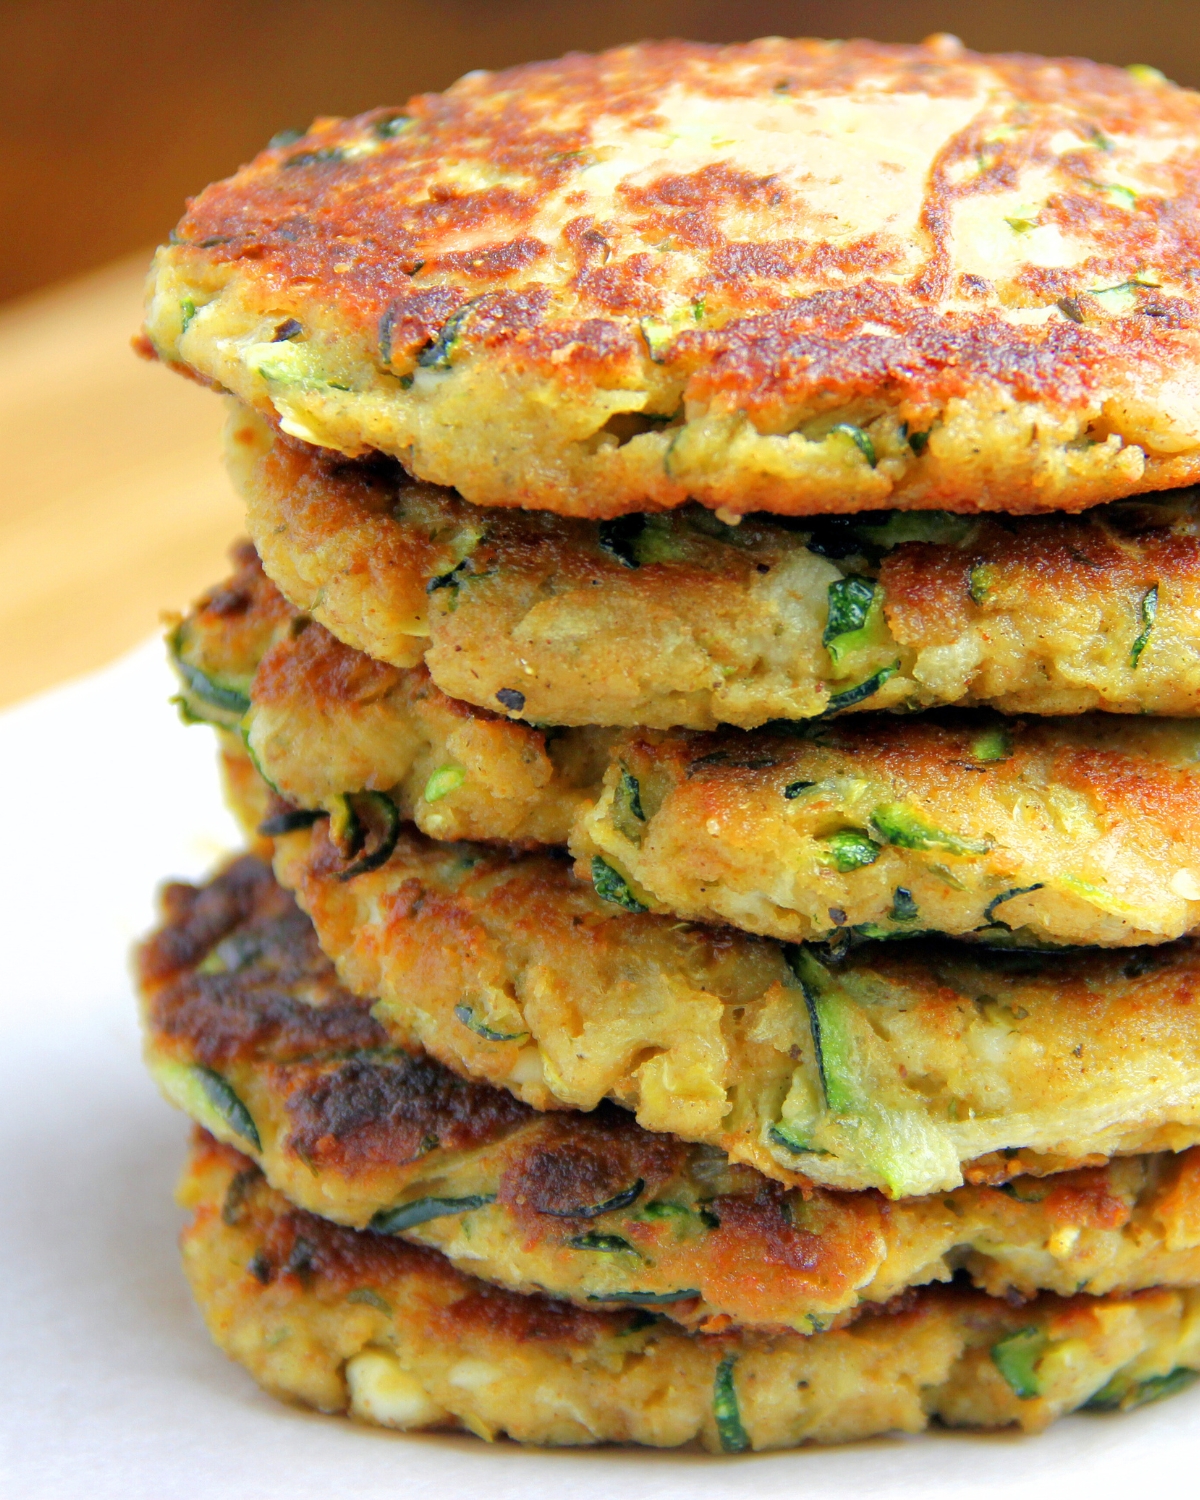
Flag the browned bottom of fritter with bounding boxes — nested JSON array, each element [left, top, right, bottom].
[[182, 1131, 1200, 1450]]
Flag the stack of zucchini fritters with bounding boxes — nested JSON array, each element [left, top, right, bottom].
[[137, 37, 1200, 1451]]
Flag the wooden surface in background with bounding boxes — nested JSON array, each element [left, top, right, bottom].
[[0, 255, 242, 707]]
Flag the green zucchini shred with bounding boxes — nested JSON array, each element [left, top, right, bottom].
[[258, 807, 325, 838], [968, 562, 995, 604], [195, 1066, 261, 1150], [540, 1179, 645, 1219], [330, 792, 401, 881], [821, 661, 900, 716], [713, 1355, 751, 1453], [168, 627, 251, 725], [871, 802, 991, 856], [890, 887, 919, 922], [1130, 584, 1158, 668], [990, 1327, 1049, 1399], [346, 1288, 393, 1314], [823, 576, 876, 644], [639, 315, 674, 362], [633, 514, 688, 564], [452, 1004, 528, 1043], [854, 512, 975, 549], [423, 764, 466, 803], [819, 829, 881, 873], [768, 1122, 825, 1156], [370, 1195, 496, 1235], [822, 576, 888, 669], [591, 857, 648, 913], [783, 780, 816, 800], [1085, 1365, 1198, 1413], [587, 1289, 701, 1304], [782, 947, 960, 1196], [612, 769, 646, 843], [970, 725, 1011, 762], [567, 1232, 639, 1253], [374, 113, 414, 138], [829, 423, 877, 467], [417, 301, 476, 370]]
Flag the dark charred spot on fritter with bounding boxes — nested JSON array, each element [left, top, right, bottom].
[[707, 1182, 824, 1272], [252, 615, 405, 709], [195, 540, 261, 617], [498, 1100, 687, 1225], [139, 856, 284, 985], [285, 1052, 532, 1169], [435, 1280, 625, 1346], [189, 540, 295, 648], [146, 878, 385, 1065], [252, 1200, 445, 1290]]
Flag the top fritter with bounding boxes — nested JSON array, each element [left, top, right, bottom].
[[144, 36, 1200, 519]]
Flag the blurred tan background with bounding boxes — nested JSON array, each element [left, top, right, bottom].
[[2, 0, 1198, 706]]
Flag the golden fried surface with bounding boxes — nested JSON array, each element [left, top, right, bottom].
[[182, 1134, 1200, 1449], [171, 542, 610, 845], [577, 714, 1200, 947], [146, 39, 1200, 519], [231, 406, 1200, 728], [142, 858, 1200, 1336], [267, 821, 1200, 1198]]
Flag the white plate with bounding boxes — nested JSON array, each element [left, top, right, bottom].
[[2, 642, 1199, 1498]]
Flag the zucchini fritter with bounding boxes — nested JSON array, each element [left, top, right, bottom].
[[576, 714, 1200, 948], [232, 404, 1200, 728], [183, 1133, 1200, 1450], [142, 857, 1200, 1335], [264, 820, 1200, 1198], [170, 542, 611, 847], [146, 40, 1200, 519], [176, 552, 1200, 948]]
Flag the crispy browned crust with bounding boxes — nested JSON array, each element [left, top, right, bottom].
[[147, 38, 1200, 515], [141, 861, 1200, 1334], [181, 1133, 1200, 1449]]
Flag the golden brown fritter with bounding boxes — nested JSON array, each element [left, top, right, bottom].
[[141, 857, 1200, 1336], [147, 39, 1200, 518], [176, 552, 1200, 948], [230, 405, 1200, 728], [182, 1133, 1200, 1449], [170, 542, 612, 845], [264, 821, 1200, 1198], [575, 713, 1200, 948]]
